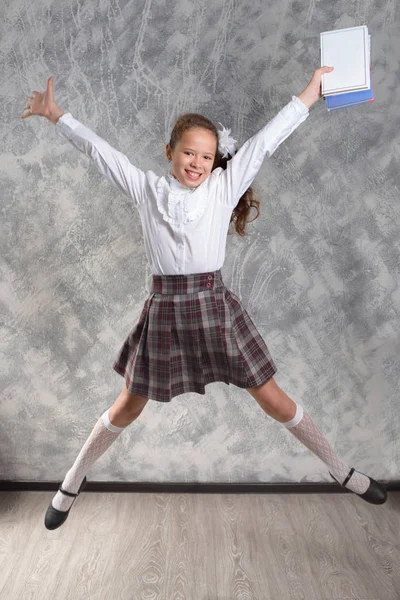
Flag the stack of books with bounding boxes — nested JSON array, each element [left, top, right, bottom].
[[320, 25, 374, 111]]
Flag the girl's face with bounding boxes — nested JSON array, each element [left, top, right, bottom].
[[165, 127, 217, 188]]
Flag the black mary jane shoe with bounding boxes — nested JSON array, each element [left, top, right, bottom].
[[329, 468, 387, 505], [44, 476, 88, 530]]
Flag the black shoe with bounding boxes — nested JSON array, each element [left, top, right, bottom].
[[329, 468, 387, 505], [44, 476, 88, 530]]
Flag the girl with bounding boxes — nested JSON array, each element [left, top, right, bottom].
[[21, 68, 386, 530]]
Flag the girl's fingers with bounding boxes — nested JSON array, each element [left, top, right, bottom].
[[47, 76, 54, 98], [21, 82, 48, 119]]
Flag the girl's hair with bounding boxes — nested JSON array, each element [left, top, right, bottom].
[[169, 113, 260, 236]]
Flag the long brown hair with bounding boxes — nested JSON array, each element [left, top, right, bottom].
[[168, 113, 260, 236]]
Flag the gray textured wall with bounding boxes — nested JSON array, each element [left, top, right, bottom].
[[1, 1, 399, 483]]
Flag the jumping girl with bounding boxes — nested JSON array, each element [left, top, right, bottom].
[[20, 67, 386, 531]]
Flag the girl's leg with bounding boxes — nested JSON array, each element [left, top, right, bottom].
[[51, 385, 149, 512], [247, 378, 371, 495]]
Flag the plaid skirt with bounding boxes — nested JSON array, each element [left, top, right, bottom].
[[113, 269, 277, 402]]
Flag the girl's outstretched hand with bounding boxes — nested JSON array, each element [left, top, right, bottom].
[[20, 76, 63, 123], [298, 66, 334, 109]]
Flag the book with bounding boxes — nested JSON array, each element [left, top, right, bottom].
[[325, 36, 374, 111], [325, 80, 374, 110], [320, 25, 370, 95]]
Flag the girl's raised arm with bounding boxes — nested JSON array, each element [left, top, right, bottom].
[[21, 77, 146, 207], [220, 67, 333, 207]]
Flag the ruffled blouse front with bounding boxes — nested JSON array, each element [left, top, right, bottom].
[[155, 173, 210, 226]]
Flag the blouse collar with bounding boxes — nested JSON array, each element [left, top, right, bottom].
[[167, 172, 196, 194]]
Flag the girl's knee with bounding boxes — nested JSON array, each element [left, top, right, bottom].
[[247, 378, 296, 421], [114, 384, 149, 418]]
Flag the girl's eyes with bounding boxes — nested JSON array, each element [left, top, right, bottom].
[[184, 152, 212, 160]]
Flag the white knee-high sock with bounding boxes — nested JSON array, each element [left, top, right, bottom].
[[282, 403, 370, 495], [52, 409, 125, 512]]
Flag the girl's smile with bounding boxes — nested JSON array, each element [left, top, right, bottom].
[[185, 169, 202, 181]]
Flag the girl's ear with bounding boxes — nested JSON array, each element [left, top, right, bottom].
[[165, 143, 172, 161]]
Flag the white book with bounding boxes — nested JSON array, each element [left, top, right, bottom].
[[320, 25, 370, 95]]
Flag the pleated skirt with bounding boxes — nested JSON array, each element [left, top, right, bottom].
[[113, 269, 277, 402]]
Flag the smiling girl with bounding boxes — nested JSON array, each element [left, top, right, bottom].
[[21, 66, 387, 531]]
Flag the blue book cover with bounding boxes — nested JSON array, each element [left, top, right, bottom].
[[326, 81, 374, 110]]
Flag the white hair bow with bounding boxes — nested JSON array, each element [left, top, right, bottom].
[[217, 123, 238, 159]]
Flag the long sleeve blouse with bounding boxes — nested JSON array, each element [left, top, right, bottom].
[[56, 96, 309, 275]]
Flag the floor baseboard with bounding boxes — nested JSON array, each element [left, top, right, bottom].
[[1, 480, 399, 493]]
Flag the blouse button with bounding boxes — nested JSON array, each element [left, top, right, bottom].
[[206, 282, 212, 288], [207, 275, 213, 280]]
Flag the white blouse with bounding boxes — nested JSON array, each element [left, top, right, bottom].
[[56, 96, 309, 276]]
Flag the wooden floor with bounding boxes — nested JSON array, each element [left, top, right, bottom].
[[1, 490, 399, 600]]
